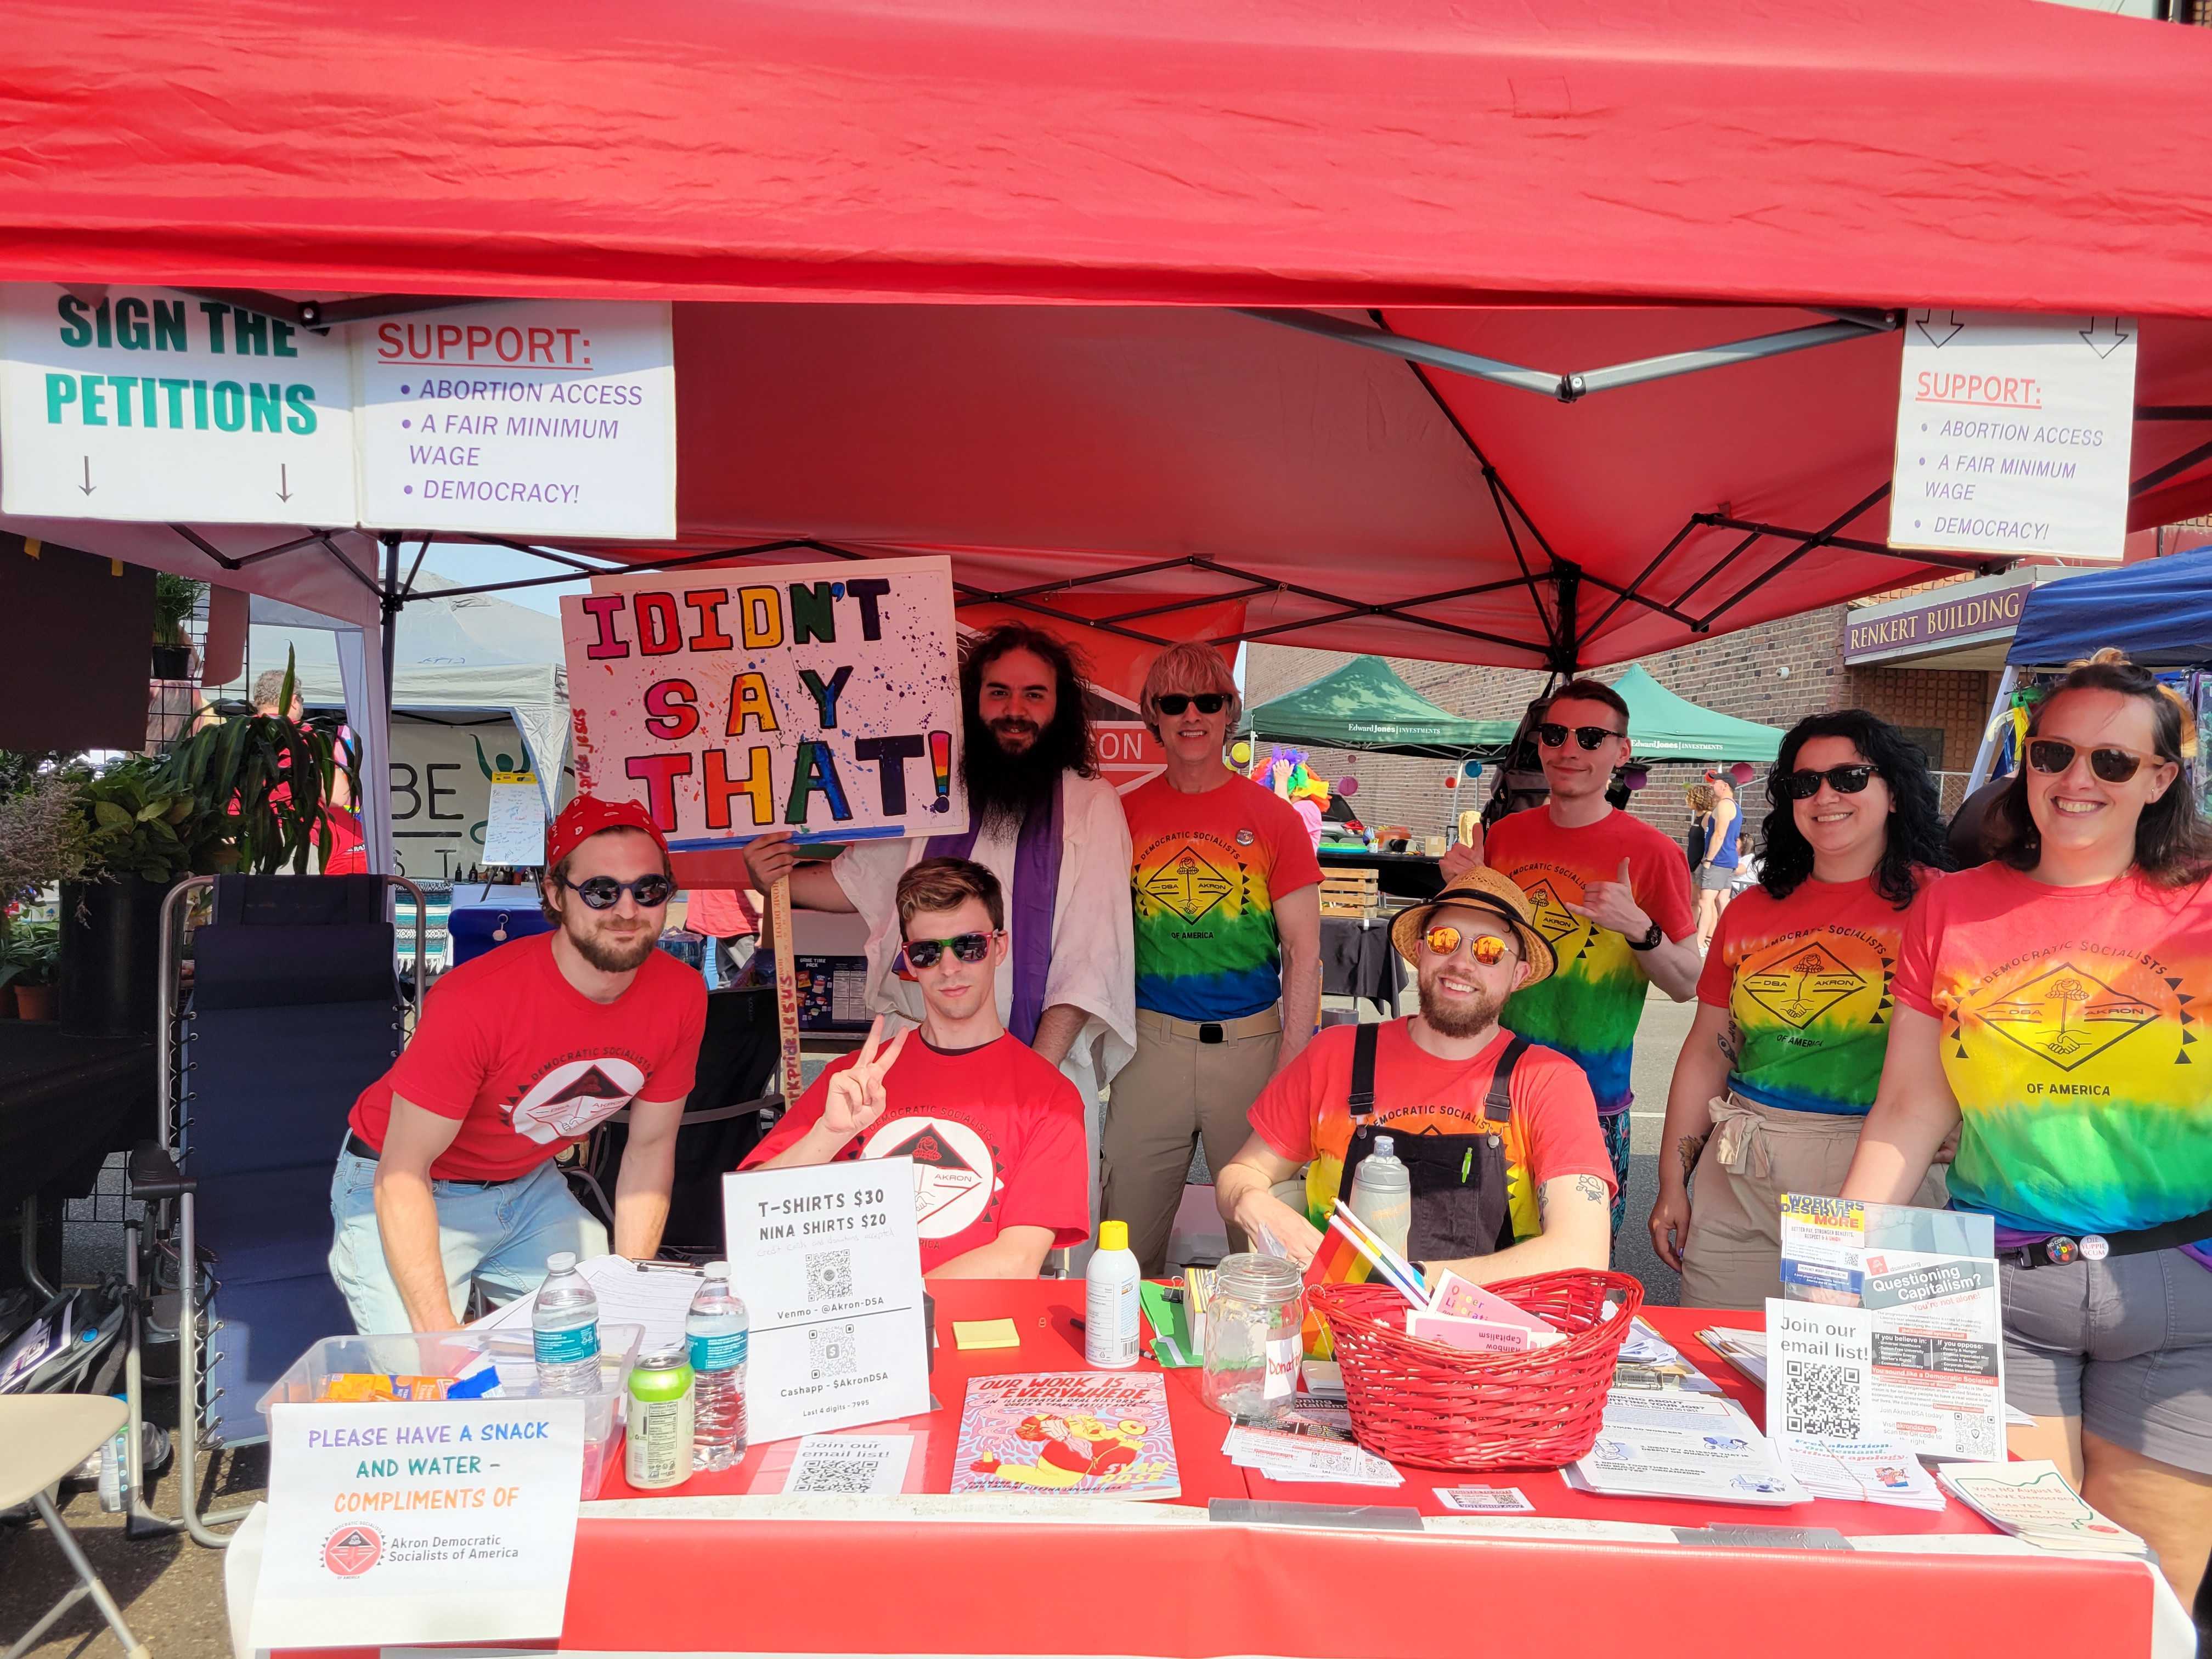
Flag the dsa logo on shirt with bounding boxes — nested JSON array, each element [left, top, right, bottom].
[[861, 1115, 1001, 1238], [505, 1057, 647, 1143]]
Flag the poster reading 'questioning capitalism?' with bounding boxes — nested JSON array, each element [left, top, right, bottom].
[[561, 556, 966, 850]]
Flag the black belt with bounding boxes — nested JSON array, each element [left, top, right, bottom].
[[1997, 1207, 2212, 1270], [344, 1131, 506, 1189]]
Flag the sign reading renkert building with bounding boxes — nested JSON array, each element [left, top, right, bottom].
[[1841, 568, 2046, 666]]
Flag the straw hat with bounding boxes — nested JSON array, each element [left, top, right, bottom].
[[1389, 866, 1556, 986]]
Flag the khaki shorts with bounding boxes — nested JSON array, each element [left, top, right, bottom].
[[1678, 1092, 1947, 1311], [2001, 1248, 2212, 1474]]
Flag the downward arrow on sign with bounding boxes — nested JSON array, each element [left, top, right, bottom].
[[1913, 309, 1965, 349], [2080, 317, 2131, 359], [276, 464, 292, 504], [79, 456, 94, 496]]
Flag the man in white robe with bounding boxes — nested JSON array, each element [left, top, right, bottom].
[[744, 624, 1135, 1225]]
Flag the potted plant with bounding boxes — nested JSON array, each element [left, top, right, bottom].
[[151, 573, 204, 681], [59, 757, 227, 1037], [0, 764, 91, 1019], [151, 650, 348, 875], [3, 922, 61, 1020]]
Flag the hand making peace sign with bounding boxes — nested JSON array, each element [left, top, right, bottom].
[[822, 1015, 912, 1141], [1564, 857, 1655, 941]]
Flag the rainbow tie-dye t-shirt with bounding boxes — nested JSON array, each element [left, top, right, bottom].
[[1697, 871, 1931, 1116], [1124, 775, 1323, 1022], [1487, 807, 1697, 1114], [1893, 863, 2212, 1239]]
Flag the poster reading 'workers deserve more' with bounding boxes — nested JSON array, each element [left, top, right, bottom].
[[560, 556, 966, 850], [249, 1397, 584, 1650]]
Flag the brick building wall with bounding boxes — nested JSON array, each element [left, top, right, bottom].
[[1243, 587, 2001, 848]]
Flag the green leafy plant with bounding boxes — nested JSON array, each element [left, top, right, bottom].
[[76, 758, 225, 884], [153, 572, 205, 648], [150, 650, 345, 876], [0, 922, 59, 989]]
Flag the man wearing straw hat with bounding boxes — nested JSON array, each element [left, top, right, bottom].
[[1214, 867, 1615, 1288]]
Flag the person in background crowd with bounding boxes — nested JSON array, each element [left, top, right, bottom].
[[1214, 867, 1612, 1286], [1684, 780, 1716, 871], [244, 669, 365, 874], [1442, 679, 1697, 1237], [328, 797, 703, 1333], [743, 858, 1087, 1278], [684, 883, 760, 987], [1650, 712, 1952, 1307], [742, 623, 1135, 1219], [1695, 771, 1742, 951], [1842, 651, 2212, 1604], [1107, 644, 1321, 1274]]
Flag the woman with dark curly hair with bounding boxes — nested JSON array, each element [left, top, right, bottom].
[[1650, 710, 1952, 1307], [1844, 651, 2212, 1603]]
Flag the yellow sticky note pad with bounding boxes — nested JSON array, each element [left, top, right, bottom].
[[953, 1319, 1020, 1351]]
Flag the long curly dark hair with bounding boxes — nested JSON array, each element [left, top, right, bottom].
[[957, 623, 1097, 826], [1759, 710, 1951, 909], [1990, 650, 2212, 887]]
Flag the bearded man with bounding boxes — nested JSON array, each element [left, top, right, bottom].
[[1213, 867, 1613, 1289], [745, 624, 1135, 1219], [328, 796, 705, 1333]]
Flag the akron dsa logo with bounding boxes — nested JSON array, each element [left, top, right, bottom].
[[323, 1523, 383, 1577]]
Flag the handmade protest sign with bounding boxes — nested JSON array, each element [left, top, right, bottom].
[[560, 555, 966, 851]]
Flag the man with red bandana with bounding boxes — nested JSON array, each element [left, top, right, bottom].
[[328, 795, 707, 1333]]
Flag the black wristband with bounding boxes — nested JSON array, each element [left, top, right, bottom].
[[1627, 921, 1663, 951]]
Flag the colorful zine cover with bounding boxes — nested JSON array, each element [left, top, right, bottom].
[[951, 1372, 1181, 1501]]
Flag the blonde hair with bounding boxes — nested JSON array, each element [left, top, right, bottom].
[[1139, 642, 1242, 740]]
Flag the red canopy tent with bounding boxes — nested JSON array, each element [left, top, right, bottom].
[[6, 0, 2212, 861]]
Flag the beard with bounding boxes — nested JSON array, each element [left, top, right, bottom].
[[1417, 972, 1507, 1038], [562, 910, 661, 973], [961, 707, 1072, 828]]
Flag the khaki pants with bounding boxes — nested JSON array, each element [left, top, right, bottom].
[[1678, 1092, 1949, 1311], [1101, 1007, 1282, 1276]]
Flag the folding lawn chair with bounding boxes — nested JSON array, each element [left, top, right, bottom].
[[123, 873, 423, 1546]]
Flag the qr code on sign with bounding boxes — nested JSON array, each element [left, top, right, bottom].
[[806, 1250, 853, 1302], [791, 1458, 881, 1494], [810, 1322, 859, 1380], [1782, 1358, 1862, 1438]]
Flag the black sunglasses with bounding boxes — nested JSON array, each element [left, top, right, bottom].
[[1155, 693, 1229, 716], [1779, 764, 1879, 800], [2027, 738, 2152, 784], [560, 873, 674, 910], [900, 930, 1000, 969], [1537, 723, 1622, 751]]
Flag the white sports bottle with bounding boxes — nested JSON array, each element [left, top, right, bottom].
[[533, 1251, 602, 1395], [686, 1261, 751, 1471], [1349, 1135, 1413, 1260], [1086, 1220, 1142, 1368]]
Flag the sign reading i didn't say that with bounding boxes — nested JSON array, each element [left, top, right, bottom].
[[0, 285, 358, 523]]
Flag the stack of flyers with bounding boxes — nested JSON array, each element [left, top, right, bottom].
[[1697, 1327, 1768, 1389], [1224, 1422, 1404, 1487], [1937, 1461, 2150, 1555], [1418, 1271, 1564, 1352], [1565, 1389, 1809, 1506], [1778, 1438, 1945, 1509], [1612, 1318, 1722, 1393]]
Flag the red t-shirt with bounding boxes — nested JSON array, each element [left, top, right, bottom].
[[349, 934, 707, 1181], [741, 1032, 1090, 1271], [1245, 1019, 1614, 1248]]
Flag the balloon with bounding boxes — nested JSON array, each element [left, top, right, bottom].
[[1337, 777, 1359, 797], [1622, 765, 1650, 792], [1443, 775, 1458, 789], [1463, 761, 1482, 780], [1730, 761, 1756, 786], [1229, 740, 1252, 766]]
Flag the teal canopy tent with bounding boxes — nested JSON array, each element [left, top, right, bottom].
[[1602, 665, 1783, 764]]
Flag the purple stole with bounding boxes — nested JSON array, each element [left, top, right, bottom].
[[925, 777, 1064, 1045]]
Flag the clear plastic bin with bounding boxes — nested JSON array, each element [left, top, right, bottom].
[[258, 1324, 645, 1497]]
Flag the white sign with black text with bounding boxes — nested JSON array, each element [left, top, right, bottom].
[[722, 1157, 930, 1445], [1892, 309, 2137, 562]]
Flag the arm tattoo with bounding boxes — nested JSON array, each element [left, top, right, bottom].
[[1537, 1182, 1549, 1221], [1573, 1174, 1607, 1205], [1716, 1020, 1741, 1065], [1677, 1132, 1709, 1182]]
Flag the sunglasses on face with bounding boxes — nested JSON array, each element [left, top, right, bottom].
[[1536, 723, 1622, 751], [1154, 693, 1229, 716], [1780, 763, 1878, 800], [900, 931, 1001, 969], [2027, 738, 2153, 784], [1423, 925, 1512, 965], [560, 873, 674, 910]]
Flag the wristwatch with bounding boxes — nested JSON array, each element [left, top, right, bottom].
[[1627, 920, 1663, 951]]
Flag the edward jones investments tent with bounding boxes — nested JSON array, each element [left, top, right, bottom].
[[6, 0, 2212, 870], [1241, 658, 1505, 759], [1602, 667, 1785, 765]]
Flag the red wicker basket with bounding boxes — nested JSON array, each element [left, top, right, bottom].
[[1308, 1270, 1643, 1471]]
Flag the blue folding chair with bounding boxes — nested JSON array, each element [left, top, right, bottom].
[[124, 873, 422, 1545]]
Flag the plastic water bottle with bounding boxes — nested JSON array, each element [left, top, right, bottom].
[[1085, 1220, 1142, 1368], [686, 1261, 750, 1470], [97, 1406, 128, 1513], [1350, 1135, 1413, 1260], [533, 1252, 602, 1396]]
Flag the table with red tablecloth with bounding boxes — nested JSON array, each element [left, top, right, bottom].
[[272, 1279, 2187, 1659]]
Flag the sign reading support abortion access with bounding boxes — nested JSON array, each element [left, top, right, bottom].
[[1891, 311, 2137, 562], [561, 556, 967, 850], [0, 283, 357, 523]]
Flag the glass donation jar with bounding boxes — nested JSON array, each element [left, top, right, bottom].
[[1200, 1253, 1307, 1423]]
